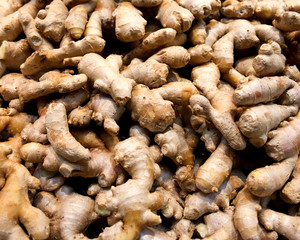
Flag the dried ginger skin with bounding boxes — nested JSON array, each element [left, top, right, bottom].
[[45, 102, 91, 163]]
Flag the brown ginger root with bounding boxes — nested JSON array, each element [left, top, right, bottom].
[[196, 208, 238, 240], [252, 41, 286, 77], [156, 0, 194, 33], [188, 44, 213, 65], [140, 227, 174, 240], [128, 0, 162, 7], [0, 145, 50, 240], [69, 93, 125, 135], [0, 0, 44, 42], [281, 156, 300, 204], [45, 102, 91, 163], [246, 155, 297, 197], [233, 187, 278, 240], [78, 53, 135, 106], [19, 9, 53, 51], [18, 71, 88, 102], [96, 126, 164, 240], [0, 112, 33, 137], [176, 0, 221, 20], [0, 0, 29, 18], [83, 0, 103, 38], [122, 58, 169, 88], [96, 0, 116, 29], [122, 28, 177, 64], [259, 209, 300, 240], [265, 112, 300, 161], [195, 138, 238, 193], [155, 120, 197, 166], [20, 35, 105, 76], [221, 0, 255, 19], [273, 10, 300, 32], [34, 185, 98, 240], [113, 2, 147, 42], [65, 0, 97, 39], [21, 89, 89, 144], [189, 19, 207, 45], [166, 219, 195, 240], [238, 103, 298, 147], [0, 39, 31, 77], [35, 0, 68, 42], [233, 76, 296, 106]]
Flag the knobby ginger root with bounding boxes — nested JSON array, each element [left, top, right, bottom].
[[96, 126, 164, 240], [34, 185, 98, 240], [35, 0, 68, 42], [45, 102, 91, 163], [0, 145, 50, 240], [78, 53, 135, 106], [113, 2, 147, 42]]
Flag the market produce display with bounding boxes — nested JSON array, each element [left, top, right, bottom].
[[0, 0, 299, 239]]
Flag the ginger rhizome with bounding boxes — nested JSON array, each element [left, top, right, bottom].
[[0, 145, 50, 240], [95, 126, 164, 240]]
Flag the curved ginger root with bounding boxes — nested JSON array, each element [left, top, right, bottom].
[[96, 126, 164, 240], [0, 145, 50, 240], [34, 185, 98, 240], [45, 102, 91, 163]]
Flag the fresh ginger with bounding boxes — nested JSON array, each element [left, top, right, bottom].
[[83, 0, 103, 38], [0, 145, 50, 240], [45, 102, 91, 163], [156, 0, 195, 33], [78, 53, 135, 106], [155, 120, 197, 166], [65, 0, 97, 39], [21, 35, 105, 76], [68, 93, 125, 135], [259, 209, 300, 240], [281, 156, 300, 204], [176, 0, 221, 20], [195, 138, 239, 193], [0, 0, 29, 18], [233, 187, 278, 240], [113, 2, 147, 42], [0, 39, 31, 77], [238, 103, 298, 147], [272, 10, 300, 32], [95, 126, 164, 240], [35, 0, 68, 42], [18, 71, 88, 102], [128, 0, 162, 7], [34, 185, 98, 240]]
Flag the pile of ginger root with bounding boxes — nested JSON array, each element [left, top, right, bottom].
[[1, 0, 300, 239]]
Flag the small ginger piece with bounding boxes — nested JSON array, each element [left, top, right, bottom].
[[252, 41, 286, 77], [176, 0, 221, 20], [221, 0, 254, 18], [259, 209, 300, 240], [167, 219, 195, 240], [238, 103, 298, 147], [273, 11, 300, 32], [21, 89, 89, 144], [0, 145, 50, 240], [83, 0, 103, 38], [196, 138, 238, 193], [0, 0, 44, 42], [78, 53, 135, 106], [233, 187, 278, 240], [20, 35, 105, 76], [188, 44, 213, 65], [265, 112, 300, 161], [96, 126, 164, 240], [0, 0, 28, 18], [65, 0, 97, 39], [128, 0, 162, 7], [0, 39, 31, 77], [35, 0, 68, 42], [122, 58, 169, 88], [0, 112, 33, 137], [246, 155, 297, 197], [196, 208, 238, 240], [96, 0, 116, 29], [140, 227, 174, 240], [281, 155, 300, 204], [189, 20, 207, 45], [45, 102, 91, 163], [149, 46, 191, 69], [233, 76, 295, 106], [156, 0, 194, 33], [113, 2, 147, 42], [175, 165, 196, 195], [34, 185, 98, 240], [18, 71, 87, 102], [69, 93, 125, 135], [122, 28, 177, 64], [155, 120, 196, 166]]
